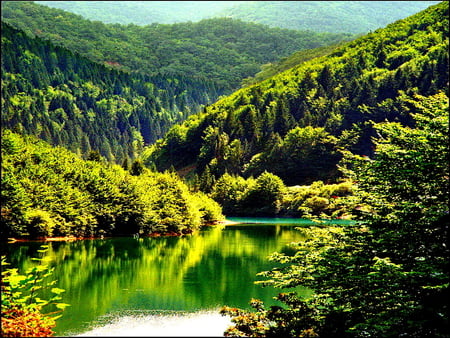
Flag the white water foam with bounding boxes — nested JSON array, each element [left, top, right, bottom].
[[75, 310, 233, 337]]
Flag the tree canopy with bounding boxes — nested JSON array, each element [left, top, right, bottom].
[[1, 1, 353, 90], [145, 1, 448, 186], [1, 130, 223, 239], [221, 90, 449, 338]]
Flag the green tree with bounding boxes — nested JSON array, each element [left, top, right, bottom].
[[222, 93, 449, 337], [241, 171, 286, 215], [211, 173, 251, 215], [130, 159, 144, 176]]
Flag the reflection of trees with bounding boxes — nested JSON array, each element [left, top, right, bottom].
[[182, 226, 307, 309], [4, 225, 307, 335]]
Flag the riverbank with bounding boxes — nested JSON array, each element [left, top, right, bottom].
[[5, 219, 237, 243]]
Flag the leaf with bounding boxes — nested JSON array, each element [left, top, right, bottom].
[[7, 274, 26, 286], [55, 303, 70, 310], [51, 287, 65, 294], [34, 297, 49, 305]]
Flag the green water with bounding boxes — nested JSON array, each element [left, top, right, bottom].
[[2, 218, 329, 336]]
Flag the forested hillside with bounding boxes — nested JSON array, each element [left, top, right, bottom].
[[242, 42, 348, 87], [34, 1, 438, 34], [1, 22, 226, 163], [222, 90, 449, 337], [144, 1, 449, 186], [1, 130, 222, 239], [1, 1, 352, 91], [217, 1, 440, 33], [35, 1, 242, 25]]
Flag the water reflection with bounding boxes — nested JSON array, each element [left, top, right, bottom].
[[2, 223, 309, 336]]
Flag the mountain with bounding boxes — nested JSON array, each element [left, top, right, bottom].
[[143, 1, 449, 186], [1, 21, 225, 163], [216, 1, 441, 33], [35, 1, 439, 34], [34, 1, 243, 25], [1, 1, 353, 91], [242, 41, 348, 87]]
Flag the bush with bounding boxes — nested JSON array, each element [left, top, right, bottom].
[[1, 246, 69, 337], [304, 196, 329, 214], [240, 171, 286, 215], [1, 307, 56, 337], [25, 209, 56, 237]]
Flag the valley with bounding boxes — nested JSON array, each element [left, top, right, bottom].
[[1, 1, 448, 337]]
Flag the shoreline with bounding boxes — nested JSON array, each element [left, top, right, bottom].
[[5, 219, 237, 243], [5, 218, 350, 243], [210, 219, 239, 226]]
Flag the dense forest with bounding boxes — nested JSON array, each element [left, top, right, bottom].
[[35, 1, 438, 34], [1, 21, 226, 163], [218, 1, 440, 33], [144, 1, 448, 187], [1, 1, 448, 337], [222, 90, 449, 337], [1, 1, 353, 90], [241, 42, 348, 87], [35, 1, 242, 25], [1, 129, 222, 239]]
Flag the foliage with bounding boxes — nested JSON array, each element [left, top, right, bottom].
[[244, 126, 341, 185], [1, 246, 68, 337], [210, 172, 356, 218], [1, 21, 224, 164], [221, 92, 449, 337], [217, 1, 439, 34], [0, 130, 223, 239], [242, 42, 347, 87], [145, 1, 449, 186], [281, 180, 356, 219], [240, 172, 287, 216], [1, 1, 352, 90]]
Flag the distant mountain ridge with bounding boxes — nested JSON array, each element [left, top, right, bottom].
[[217, 1, 441, 33], [35, 1, 243, 25], [144, 1, 449, 185], [2, 1, 352, 91], [36, 1, 439, 33], [1, 21, 226, 164]]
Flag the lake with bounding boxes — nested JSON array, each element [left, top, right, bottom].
[[2, 217, 346, 336]]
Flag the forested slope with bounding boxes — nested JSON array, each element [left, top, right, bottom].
[[222, 90, 449, 337], [144, 1, 449, 186], [1, 22, 227, 163], [1, 130, 222, 239], [34, 1, 438, 34], [1, 1, 353, 91], [218, 1, 440, 33], [35, 1, 242, 25]]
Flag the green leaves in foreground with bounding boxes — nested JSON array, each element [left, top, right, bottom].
[[221, 92, 449, 337], [1, 246, 69, 337]]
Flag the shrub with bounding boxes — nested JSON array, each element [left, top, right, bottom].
[[1, 246, 69, 337]]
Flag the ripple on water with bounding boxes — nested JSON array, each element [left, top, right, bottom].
[[74, 310, 233, 337]]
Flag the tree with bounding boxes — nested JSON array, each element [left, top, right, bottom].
[[86, 150, 101, 162], [130, 159, 144, 176], [199, 165, 215, 193], [241, 171, 286, 215], [222, 92, 449, 337]]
